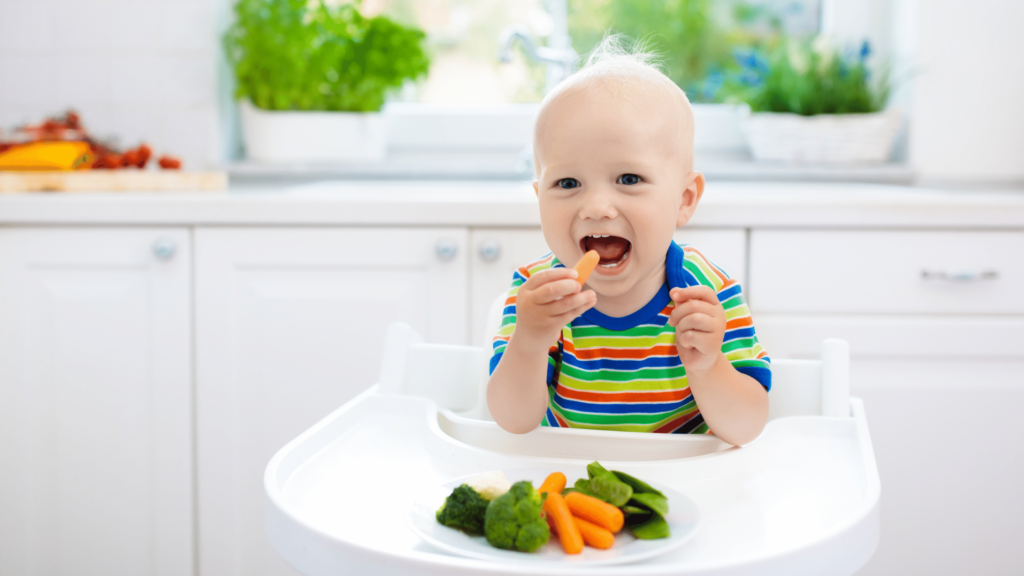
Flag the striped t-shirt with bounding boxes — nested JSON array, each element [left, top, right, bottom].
[[489, 241, 771, 434]]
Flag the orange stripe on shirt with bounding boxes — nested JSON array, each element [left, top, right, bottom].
[[725, 316, 753, 330]]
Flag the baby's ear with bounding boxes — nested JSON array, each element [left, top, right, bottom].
[[676, 171, 705, 226], [533, 181, 539, 197]]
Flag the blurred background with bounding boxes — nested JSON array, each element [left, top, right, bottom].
[[0, 0, 1020, 183], [1, 2, 1023, 576]]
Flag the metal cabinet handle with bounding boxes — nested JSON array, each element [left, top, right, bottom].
[[479, 240, 502, 262], [153, 237, 176, 261], [920, 269, 999, 282], [435, 238, 458, 262]]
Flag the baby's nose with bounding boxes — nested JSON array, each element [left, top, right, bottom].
[[579, 188, 619, 220]]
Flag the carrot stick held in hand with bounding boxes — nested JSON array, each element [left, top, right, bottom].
[[574, 250, 600, 285]]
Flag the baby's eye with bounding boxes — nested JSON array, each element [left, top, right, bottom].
[[558, 178, 580, 189], [617, 174, 641, 185]]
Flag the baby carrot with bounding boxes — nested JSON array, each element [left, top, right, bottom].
[[574, 250, 600, 285], [538, 472, 566, 495], [544, 491, 583, 554], [564, 491, 624, 533], [573, 516, 615, 550]]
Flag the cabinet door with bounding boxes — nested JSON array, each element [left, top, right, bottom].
[[469, 228, 747, 347], [194, 227, 468, 576], [0, 227, 193, 576]]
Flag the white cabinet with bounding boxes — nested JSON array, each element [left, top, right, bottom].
[[4, 220, 1020, 576], [745, 229, 1024, 576], [193, 227, 468, 576], [0, 227, 193, 576], [749, 230, 1024, 314]]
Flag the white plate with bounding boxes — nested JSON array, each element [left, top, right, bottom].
[[406, 466, 700, 566]]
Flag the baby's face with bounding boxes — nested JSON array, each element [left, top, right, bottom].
[[533, 83, 701, 302]]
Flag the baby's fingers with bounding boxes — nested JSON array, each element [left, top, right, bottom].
[[670, 285, 719, 306], [674, 312, 717, 333], [523, 267, 578, 290], [547, 290, 595, 317]]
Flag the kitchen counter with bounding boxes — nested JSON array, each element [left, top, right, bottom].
[[1, 181, 1023, 228]]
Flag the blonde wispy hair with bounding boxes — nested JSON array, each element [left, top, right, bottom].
[[543, 33, 687, 104]]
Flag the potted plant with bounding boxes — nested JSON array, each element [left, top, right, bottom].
[[721, 37, 899, 163], [224, 0, 430, 163]]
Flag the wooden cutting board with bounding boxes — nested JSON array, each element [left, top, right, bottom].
[[0, 170, 227, 192]]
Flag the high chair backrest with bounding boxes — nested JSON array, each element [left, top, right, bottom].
[[379, 294, 850, 421]]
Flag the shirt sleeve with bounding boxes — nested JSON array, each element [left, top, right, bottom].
[[489, 265, 560, 386], [681, 248, 772, 391]]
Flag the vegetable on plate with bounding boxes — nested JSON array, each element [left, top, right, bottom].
[[484, 481, 551, 552], [435, 484, 489, 535]]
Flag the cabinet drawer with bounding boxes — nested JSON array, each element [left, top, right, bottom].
[[754, 314, 1024, 359], [749, 230, 1024, 314]]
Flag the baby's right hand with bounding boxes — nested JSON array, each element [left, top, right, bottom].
[[512, 267, 596, 352]]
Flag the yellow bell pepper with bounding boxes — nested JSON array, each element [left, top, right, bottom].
[[0, 141, 94, 171]]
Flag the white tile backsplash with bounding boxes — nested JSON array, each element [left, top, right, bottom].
[[107, 2, 160, 50], [51, 1, 112, 50], [2, 56, 61, 107], [0, 0, 223, 168], [158, 1, 215, 51], [162, 55, 215, 106], [163, 104, 218, 168], [0, 2, 53, 53], [109, 56, 164, 105], [55, 56, 111, 105], [107, 104, 166, 150]]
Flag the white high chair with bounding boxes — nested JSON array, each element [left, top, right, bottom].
[[264, 295, 879, 576]]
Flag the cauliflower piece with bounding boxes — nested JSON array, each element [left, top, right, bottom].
[[465, 470, 512, 501]]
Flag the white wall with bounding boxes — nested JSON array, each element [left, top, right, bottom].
[[821, 0, 1024, 184], [908, 0, 1024, 184], [0, 0, 223, 169]]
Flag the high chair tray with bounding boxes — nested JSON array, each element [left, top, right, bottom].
[[265, 388, 879, 576]]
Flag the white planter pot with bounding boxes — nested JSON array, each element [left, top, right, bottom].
[[239, 100, 387, 163], [741, 108, 902, 163]]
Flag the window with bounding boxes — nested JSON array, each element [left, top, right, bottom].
[[368, 0, 823, 105], [365, 0, 555, 104]]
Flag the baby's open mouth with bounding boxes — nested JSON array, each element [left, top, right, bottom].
[[580, 235, 631, 268]]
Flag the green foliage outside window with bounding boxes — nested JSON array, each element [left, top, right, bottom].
[[224, 0, 430, 112], [568, 0, 755, 102], [719, 37, 891, 114]]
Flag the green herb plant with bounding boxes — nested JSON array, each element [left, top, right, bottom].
[[720, 36, 891, 115], [224, 0, 430, 112]]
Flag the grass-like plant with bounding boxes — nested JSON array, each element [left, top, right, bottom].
[[720, 37, 891, 115], [224, 0, 430, 112]]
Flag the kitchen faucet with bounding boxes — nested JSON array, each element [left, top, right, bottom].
[[497, 24, 577, 93]]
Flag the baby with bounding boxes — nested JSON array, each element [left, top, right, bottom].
[[486, 38, 771, 446]]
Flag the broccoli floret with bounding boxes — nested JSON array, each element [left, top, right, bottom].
[[484, 480, 550, 552], [436, 484, 489, 535]]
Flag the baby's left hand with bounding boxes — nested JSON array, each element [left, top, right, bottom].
[[668, 286, 726, 373]]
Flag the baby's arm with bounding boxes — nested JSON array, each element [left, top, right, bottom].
[[668, 285, 768, 445], [487, 268, 596, 433]]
